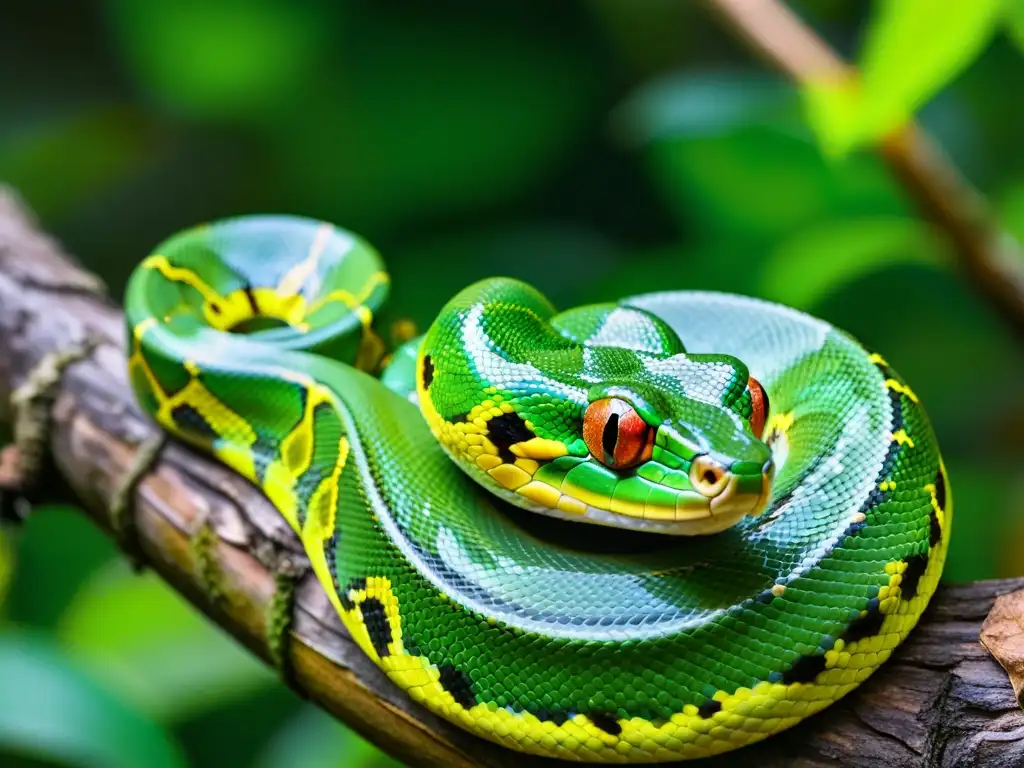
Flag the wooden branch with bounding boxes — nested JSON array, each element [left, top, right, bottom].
[[0, 188, 1022, 767], [706, 0, 1024, 343]]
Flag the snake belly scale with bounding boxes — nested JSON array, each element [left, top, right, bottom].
[[124, 215, 950, 763]]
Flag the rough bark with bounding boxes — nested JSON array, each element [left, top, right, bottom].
[[0, 188, 1022, 767]]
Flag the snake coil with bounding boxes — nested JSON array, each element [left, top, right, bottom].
[[125, 215, 949, 762]]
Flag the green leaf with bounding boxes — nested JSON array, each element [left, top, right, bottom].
[[801, 76, 861, 158], [997, 181, 1024, 244], [579, 240, 763, 304], [257, 706, 401, 768], [271, 16, 599, 231], [1009, 0, 1024, 52], [0, 106, 159, 221], [5, 506, 116, 629], [616, 71, 907, 239], [388, 224, 620, 326], [105, 0, 336, 120], [940, 462, 1009, 582], [805, 0, 1004, 153], [58, 561, 274, 723], [585, 0, 722, 78], [0, 632, 185, 768], [760, 216, 945, 308], [612, 71, 800, 145]]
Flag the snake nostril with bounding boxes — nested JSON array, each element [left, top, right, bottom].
[[691, 454, 730, 496]]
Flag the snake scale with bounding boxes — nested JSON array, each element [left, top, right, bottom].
[[124, 215, 950, 763]]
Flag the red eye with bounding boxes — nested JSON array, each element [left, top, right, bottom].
[[748, 376, 770, 439], [583, 398, 655, 469]]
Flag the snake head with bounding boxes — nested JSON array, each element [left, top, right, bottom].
[[417, 277, 775, 535], [568, 375, 776, 534]]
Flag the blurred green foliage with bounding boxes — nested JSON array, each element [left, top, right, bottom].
[[806, 0, 1007, 153], [1, 1, 1023, 766]]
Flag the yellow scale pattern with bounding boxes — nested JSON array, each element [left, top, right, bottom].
[[143, 251, 389, 370], [130, 256, 379, 615], [132, 261, 951, 762], [414, 375, 592, 517], [129, 319, 260, 479], [326, 386, 952, 762], [415, 370, 691, 521]]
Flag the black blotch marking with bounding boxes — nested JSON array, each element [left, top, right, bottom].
[[360, 598, 392, 658], [208, 302, 222, 315], [852, 431, 904, 527], [422, 354, 434, 389], [781, 653, 827, 685], [325, 533, 342, 596], [450, 411, 470, 424], [866, 486, 889, 507], [602, 412, 619, 459], [697, 699, 722, 718], [535, 709, 569, 726], [888, 389, 905, 435], [243, 284, 259, 314], [486, 411, 535, 463], [901, 553, 928, 598], [588, 713, 622, 736], [878, 439, 901, 481], [438, 665, 476, 709], [871, 356, 895, 380], [850, 484, 892, 529], [170, 404, 217, 438], [843, 600, 885, 644], [929, 510, 942, 548], [340, 577, 367, 611], [934, 469, 947, 511], [842, 520, 867, 540]]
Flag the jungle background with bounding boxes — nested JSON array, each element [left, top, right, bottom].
[[1, 1, 1023, 766]]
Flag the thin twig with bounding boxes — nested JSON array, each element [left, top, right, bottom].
[[706, 0, 1024, 342]]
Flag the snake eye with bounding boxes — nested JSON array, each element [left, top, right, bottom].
[[583, 398, 655, 469], [747, 376, 770, 439]]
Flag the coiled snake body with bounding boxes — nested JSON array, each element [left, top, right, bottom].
[[125, 215, 950, 762]]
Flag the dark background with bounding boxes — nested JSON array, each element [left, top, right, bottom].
[[1, 1, 1023, 766]]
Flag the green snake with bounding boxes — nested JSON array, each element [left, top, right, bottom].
[[124, 214, 950, 762]]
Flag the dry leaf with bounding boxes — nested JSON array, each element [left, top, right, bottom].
[[980, 589, 1024, 707]]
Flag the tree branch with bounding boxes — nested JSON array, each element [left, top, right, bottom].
[[706, 0, 1024, 343], [1, 187, 1023, 766]]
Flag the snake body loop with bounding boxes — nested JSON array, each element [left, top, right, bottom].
[[125, 215, 950, 763]]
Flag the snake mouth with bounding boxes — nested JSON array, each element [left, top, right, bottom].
[[464, 427, 777, 535], [509, 454, 776, 537]]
